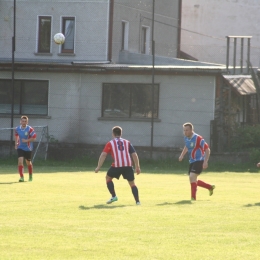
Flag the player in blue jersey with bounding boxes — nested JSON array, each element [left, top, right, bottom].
[[179, 122, 215, 200], [14, 116, 37, 182]]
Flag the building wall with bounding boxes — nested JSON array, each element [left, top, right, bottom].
[[1, 0, 180, 64], [181, 0, 260, 67], [112, 0, 180, 63], [0, 70, 215, 148], [0, 0, 110, 62]]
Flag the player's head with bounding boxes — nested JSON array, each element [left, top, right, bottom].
[[183, 122, 194, 138], [112, 126, 122, 137], [20, 115, 28, 127]]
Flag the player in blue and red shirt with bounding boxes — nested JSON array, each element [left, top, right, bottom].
[[15, 116, 37, 182], [179, 122, 215, 200], [95, 126, 141, 205]]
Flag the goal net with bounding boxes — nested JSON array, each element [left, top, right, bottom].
[[0, 125, 49, 162]]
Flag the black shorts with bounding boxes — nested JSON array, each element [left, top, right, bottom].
[[188, 161, 204, 175], [107, 166, 135, 181], [17, 149, 32, 161]]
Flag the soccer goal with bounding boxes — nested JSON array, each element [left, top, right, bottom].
[[0, 125, 49, 162]]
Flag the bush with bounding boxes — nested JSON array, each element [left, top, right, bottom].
[[231, 124, 260, 151]]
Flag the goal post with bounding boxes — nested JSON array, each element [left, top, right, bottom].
[[0, 125, 49, 162]]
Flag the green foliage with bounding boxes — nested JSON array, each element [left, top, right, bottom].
[[249, 148, 260, 164], [231, 124, 260, 151]]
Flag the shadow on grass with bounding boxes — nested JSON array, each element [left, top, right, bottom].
[[0, 182, 18, 185], [243, 202, 260, 207], [157, 200, 192, 206], [79, 204, 127, 210]]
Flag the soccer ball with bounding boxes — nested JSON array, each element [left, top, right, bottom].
[[53, 33, 65, 45]]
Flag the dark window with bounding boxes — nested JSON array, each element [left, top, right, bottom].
[[0, 80, 48, 115], [121, 21, 129, 51], [38, 16, 51, 53], [61, 17, 75, 53], [102, 83, 159, 118], [141, 26, 147, 54], [121, 22, 126, 50]]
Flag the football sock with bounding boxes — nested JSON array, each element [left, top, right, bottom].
[[197, 180, 212, 190], [28, 164, 33, 175], [18, 165, 24, 177], [106, 180, 116, 197], [131, 185, 139, 203], [191, 182, 197, 200]]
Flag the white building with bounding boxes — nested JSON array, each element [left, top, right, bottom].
[[181, 0, 260, 67], [0, 0, 226, 158]]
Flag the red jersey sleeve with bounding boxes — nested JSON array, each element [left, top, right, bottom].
[[103, 142, 112, 154]]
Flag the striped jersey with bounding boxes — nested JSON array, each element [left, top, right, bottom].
[[184, 133, 209, 163], [15, 125, 37, 151], [103, 137, 136, 167]]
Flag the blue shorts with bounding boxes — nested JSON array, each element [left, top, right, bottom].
[[107, 166, 135, 181]]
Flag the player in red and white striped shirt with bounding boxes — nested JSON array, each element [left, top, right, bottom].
[[95, 126, 141, 205]]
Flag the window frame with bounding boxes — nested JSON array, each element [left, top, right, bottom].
[[37, 16, 52, 53], [101, 83, 159, 120], [121, 20, 129, 51], [141, 25, 150, 54], [61, 16, 75, 53], [0, 79, 49, 116]]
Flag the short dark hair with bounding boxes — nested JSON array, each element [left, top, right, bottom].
[[112, 126, 122, 137], [183, 122, 193, 130], [21, 115, 28, 121]]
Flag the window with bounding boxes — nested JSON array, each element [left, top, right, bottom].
[[37, 16, 52, 53], [61, 17, 75, 53], [121, 21, 129, 51], [141, 26, 150, 54], [102, 83, 159, 118], [0, 80, 48, 115]]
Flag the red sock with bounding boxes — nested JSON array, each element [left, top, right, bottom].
[[28, 164, 33, 175], [18, 165, 24, 177], [191, 182, 197, 200], [197, 180, 211, 190]]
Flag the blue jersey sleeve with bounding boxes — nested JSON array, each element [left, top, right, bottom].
[[129, 143, 136, 154]]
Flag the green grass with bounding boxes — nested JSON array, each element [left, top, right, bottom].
[[0, 166, 260, 259]]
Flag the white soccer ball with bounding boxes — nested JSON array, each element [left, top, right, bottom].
[[53, 33, 65, 45]]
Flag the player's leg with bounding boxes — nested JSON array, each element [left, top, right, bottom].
[[189, 172, 198, 200], [124, 167, 140, 205], [197, 180, 215, 196], [25, 151, 33, 181], [128, 180, 140, 205], [25, 160, 33, 181], [17, 149, 24, 182], [106, 167, 118, 204]]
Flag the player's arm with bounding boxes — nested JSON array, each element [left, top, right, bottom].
[[22, 137, 36, 143], [22, 131, 36, 143], [202, 142, 210, 169], [14, 134, 19, 149], [131, 152, 141, 175], [179, 146, 188, 161], [95, 152, 107, 173]]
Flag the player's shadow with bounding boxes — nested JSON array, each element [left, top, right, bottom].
[[243, 202, 260, 207], [0, 182, 18, 185], [157, 200, 192, 206], [79, 204, 127, 210]]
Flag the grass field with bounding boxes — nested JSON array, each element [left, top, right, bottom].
[[0, 164, 260, 260]]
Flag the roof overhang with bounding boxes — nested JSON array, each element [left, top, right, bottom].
[[0, 61, 226, 75], [223, 75, 256, 95]]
